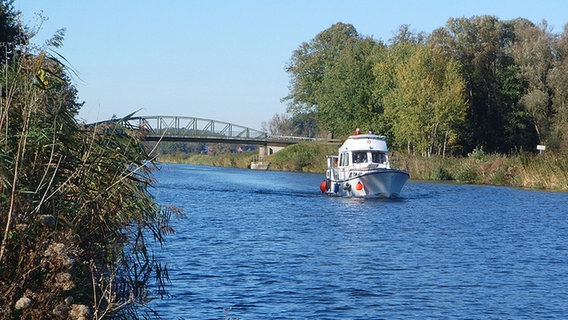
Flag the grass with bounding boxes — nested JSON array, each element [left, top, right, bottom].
[[158, 151, 258, 168], [403, 152, 568, 192], [266, 142, 337, 172]]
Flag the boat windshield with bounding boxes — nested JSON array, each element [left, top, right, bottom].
[[371, 151, 386, 164], [352, 151, 368, 164]]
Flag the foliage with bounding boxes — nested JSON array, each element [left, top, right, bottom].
[[261, 113, 294, 135], [148, 140, 206, 155], [510, 19, 554, 143], [317, 38, 386, 136], [379, 42, 468, 156], [284, 16, 568, 155], [0, 0, 26, 64], [267, 142, 337, 172], [403, 151, 568, 191], [547, 24, 568, 151], [0, 13, 175, 320], [159, 150, 257, 168], [283, 22, 364, 136]]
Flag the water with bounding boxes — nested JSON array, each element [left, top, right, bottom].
[[149, 163, 568, 319]]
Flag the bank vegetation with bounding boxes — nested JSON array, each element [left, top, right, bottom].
[[158, 141, 568, 192], [270, 18, 568, 157], [256, 16, 568, 193], [0, 2, 176, 319]]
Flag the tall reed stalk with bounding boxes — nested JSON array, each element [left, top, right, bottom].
[[0, 38, 177, 319]]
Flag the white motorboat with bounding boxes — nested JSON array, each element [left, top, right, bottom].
[[319, 132, 409, 198]]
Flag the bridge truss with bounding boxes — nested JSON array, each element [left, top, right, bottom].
[[121, 116, 269, 144], [90, 115, 318, 146]]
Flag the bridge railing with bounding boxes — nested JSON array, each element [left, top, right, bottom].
[[268, 135, 316, 141], [124, 116, 268, 140]]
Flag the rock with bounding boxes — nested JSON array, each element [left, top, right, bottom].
[[15, 296, 31, 310], [39, 214, 56, 227]]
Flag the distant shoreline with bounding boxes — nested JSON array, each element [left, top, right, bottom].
[[157, 145, 568, 193]]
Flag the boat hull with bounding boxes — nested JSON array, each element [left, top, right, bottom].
[[323, 169, 409, 198]]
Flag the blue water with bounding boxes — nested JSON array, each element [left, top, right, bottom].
[[149, 163, 568, 319]]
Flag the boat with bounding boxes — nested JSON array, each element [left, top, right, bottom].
[[319, 131, 409, 198]]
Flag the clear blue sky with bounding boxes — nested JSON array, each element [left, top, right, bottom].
[[14, 0, 568, 129]]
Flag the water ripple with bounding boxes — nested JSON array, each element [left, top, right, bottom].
[[150, 164, 568, 319]]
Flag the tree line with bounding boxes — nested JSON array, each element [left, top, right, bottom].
[[275, 17, 568, 156]]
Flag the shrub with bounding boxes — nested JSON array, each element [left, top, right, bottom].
[[268, 142, 336, 172], [452, 161, 480, 183], [432, 167, 453, 180], [0, 35, 176, 319]]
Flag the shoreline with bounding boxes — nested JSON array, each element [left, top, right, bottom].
[[157, 149, 568, 193]]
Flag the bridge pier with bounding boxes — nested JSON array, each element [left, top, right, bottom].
[[251, 145, 286, 170], [258, 145, 285, 159]]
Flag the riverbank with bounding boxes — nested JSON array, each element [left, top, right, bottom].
[[403, 151, 568, 191], [157, 142, 568, 192]]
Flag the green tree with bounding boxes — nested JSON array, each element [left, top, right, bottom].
[[0, 0, 26, 64], [510, 19, 554, 144], [379, 43, 467, 156], [373, 28, 425, 151], [548, 24, 568, 151], [429, 16, 535, 153], [290, 112, 318, 137], [317, 37, 385, 136], [283, 22, 362, 135]]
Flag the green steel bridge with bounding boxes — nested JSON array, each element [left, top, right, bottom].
[[90, 115, 317, 147]]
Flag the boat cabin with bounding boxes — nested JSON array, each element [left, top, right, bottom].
[[328, 134, 390, 169]]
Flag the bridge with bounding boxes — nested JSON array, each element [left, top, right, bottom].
[[117, 115, 315, 145], [90, 115, 320, 156]]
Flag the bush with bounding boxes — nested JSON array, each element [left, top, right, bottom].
[[452, 161, 480, 183], [432, 167, 453, 180], [268, 142, 337, 172], [0, 38, 176, 319]]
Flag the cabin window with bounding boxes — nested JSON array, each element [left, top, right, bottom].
[[371, 151, 386, 164], [352, 152, 368, 164], [340, 152, 349, 166]]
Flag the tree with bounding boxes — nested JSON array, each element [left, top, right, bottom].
[[0, 0, 26, 64], [379, 43, 467, 156], [317, 37, 385, 136], [548, 23, 568, 151], [283, 22, 362, 135], [389, 24, 427, 45], [261, 112, 294, 135], [510, 19, 554, 144], [428, 16, 536, 153]]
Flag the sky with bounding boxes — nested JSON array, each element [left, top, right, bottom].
[[14, 0, 568, 130]]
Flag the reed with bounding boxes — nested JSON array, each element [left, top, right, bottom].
[[0, 42, 176, 318], [403, 152, 568, 192], [158, 151, 257, 168]]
